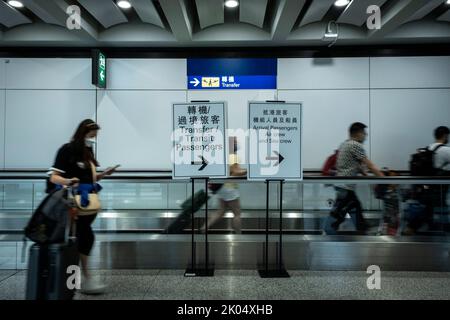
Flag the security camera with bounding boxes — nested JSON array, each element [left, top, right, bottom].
[[322, 21, 339, 47]]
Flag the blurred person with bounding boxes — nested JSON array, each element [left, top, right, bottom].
[[405, 126, 450, 234], [203, 137, 247, 234], [49, 119, 118, 294], [325, 122, 384, 234]]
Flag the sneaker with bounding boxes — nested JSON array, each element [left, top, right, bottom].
[[80, 277, 106, 295]]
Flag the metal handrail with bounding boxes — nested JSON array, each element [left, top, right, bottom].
[[0, 171, 449, 184]]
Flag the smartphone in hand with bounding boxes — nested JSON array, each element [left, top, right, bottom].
[[105, 164, 121, 175]]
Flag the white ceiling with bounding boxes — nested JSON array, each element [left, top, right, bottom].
[[0, 0, 449, 47]]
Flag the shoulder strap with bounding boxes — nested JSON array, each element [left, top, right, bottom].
[[432, 144, 445, 153], [431, 144, 448, 170]]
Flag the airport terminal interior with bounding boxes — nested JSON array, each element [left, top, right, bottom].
[[0, 0, 449, 301]]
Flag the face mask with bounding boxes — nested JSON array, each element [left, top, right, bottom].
[[85, 138, 96, 148]]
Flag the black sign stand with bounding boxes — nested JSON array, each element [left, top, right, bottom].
[[185, 177, 214, 277], [258, 179, 290, 278]]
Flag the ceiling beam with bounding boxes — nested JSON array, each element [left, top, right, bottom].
[[158, 0, 193, 42], [437, 9, 450, 22], [22, 0, 66, 27], [240, 0, 268, 29], [404, 0, 446, 23], [337, 0, 389, 27], [21, 0, 98, 40], [271, 0, 306, 40], [367, 0, 434, 38], [77, 0, 128, 29], [129, 0, 165, 28], [298, 0, 335, 27], [195, 0, 224, 29]]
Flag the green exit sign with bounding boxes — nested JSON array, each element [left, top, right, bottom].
[[92, 50, 107, 89]]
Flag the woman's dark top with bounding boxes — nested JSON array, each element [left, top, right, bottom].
[[51, 143, 96, 184]]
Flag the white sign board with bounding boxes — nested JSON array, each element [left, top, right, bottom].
[[172, 102, 228, 179], [247, 101, 302, 181]]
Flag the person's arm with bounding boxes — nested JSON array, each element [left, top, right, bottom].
[[96, 165, 120, 181], [50, 171, 79, 186], [361, 158, 384, 177]]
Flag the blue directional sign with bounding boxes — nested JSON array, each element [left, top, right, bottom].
[[187, 58, 277, 90]]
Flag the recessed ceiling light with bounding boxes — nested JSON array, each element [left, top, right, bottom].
[[116, 0, 132, 9], [334, 0, 350, 7], [7, 0, 24, 8], [446, 0, 450, 5], [225, 0, 239, 8]]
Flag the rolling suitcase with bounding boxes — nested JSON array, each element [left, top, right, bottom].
[[26, 241, 79, 300], [166, 190, 209, 234], [26, 198, 79, 300]]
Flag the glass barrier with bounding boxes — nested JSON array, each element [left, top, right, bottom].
[[0, 177, 448, 237]]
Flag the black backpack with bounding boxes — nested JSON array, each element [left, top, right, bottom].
[[24, 188, 73, 244], [409, 144, 444, 176]]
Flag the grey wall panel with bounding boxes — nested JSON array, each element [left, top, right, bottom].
[[100, 182, 168, 210], [96, 90, 186, 170], [1, 61, 5, 169], [6, 58, 93, 90], [278, 58, 370, 90], [239, 183, 279, 210], [4, 90, 96, 169], [168, 183, 188, 209], [0, 60, 5, 89], [370, 56, 450, 89], [108, 59, 186, 90], [277, 90, 370, 170], [0, 90, 4, 169], [371, 89, 450, 170]]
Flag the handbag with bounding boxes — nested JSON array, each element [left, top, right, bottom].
[[74, 162, 101, 215]]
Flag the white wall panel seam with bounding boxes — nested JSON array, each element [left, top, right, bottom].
[[369, 57, 372, 161], [2, 89, 5, 169], [2, 60, 6, 169]]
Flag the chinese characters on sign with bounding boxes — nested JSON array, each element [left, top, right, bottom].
[[92, 50, 106, 89], [172, 102, 228, 179], [248, 102, 303, 181]]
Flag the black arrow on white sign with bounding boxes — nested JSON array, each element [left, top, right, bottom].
[[265, 151, 284, 166], [191, 155, 209, 171]]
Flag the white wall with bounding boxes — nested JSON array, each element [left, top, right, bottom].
[[371, 89, 450, 169], [107, 59, 186, 90], [4, 90, 96, 168], [0, 89, 4, 169], [0, 56, 449, 171], [96, 90, 186, 170], [0, 59, 5, 89], [278, 58, 369, 89], [278, 56, 450, 170], [370, 56, 450, 89], [1, 60, 5, 169], [369, 56, 450, 170], [6, 58, 94, 90], [277, 89, 370, 169]]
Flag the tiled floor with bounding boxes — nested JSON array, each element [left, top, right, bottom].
[[0, 269, 449, 300]]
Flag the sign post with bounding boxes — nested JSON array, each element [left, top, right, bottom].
[[172, 101, 228, 277], [247, 101, 303, 278]]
